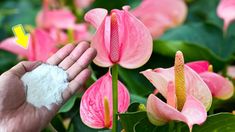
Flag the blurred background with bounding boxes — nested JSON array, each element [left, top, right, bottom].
[[0, 0, 235, 131]]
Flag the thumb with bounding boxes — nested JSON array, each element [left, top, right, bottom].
[[8, 61, 42, 78]]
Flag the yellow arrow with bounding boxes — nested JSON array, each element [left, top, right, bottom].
[[12, 24, 30, 49]]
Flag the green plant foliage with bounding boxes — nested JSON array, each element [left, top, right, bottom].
[[155, 22, 235, 71], [192, 113, 235, 132], [186, 0, 222, 27], [0, 50, 18, 73], [59, 94, 78, 113], [120, 111, 147, 132]]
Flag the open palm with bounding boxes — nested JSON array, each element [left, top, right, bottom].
[[0, 42, 96, 132]]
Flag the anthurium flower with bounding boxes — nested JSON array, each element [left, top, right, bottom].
[[227, 66, 235, 80], [36, 0, 76, 29], [48, 28, 68, 44], [187, 61, 234, 100], [37, 0, 91, 43], [0, 28, 57, 61], [73, 24, 91, 42], [74, 0, 95, 9], [131, 0, 187, 38], [217, 0, 235, 31], [141, 51, 212, 130], [84, 7, 153, 69], [80, 72, 130, 129]]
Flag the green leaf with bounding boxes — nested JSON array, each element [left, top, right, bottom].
[[69, 111, 104, 132], [187, 0, 222, 27], [130, 94, 147, 104], [154, 40, 226, 70], [69, 110, 122, 132], [134, 117, 157, 132], [118, 66, 153, 97], [119, 111, 147, 132], [42, 115, 66, 132], [1, 0, 40, 27], [227, 21, 235, 38], [59, 94, 77, 113], [192, 113, 235, 132], [155, 23, 235, 70], [127, 102, 141, 112], [0, 50, 18, 73]]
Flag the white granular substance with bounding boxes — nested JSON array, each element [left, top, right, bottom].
[[21, 63, 68, 110]]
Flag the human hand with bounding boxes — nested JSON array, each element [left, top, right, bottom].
[[0, 42, 96, 132]]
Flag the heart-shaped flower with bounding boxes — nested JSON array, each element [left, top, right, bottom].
[[80, 72, 130, 129], [141, 51, 212, 131], [131, 0, 187, 38], [85, 6, 152, 69], [0, 28, 57, 61], [217, 0, 235, 31], [187, 61, 234, 100]]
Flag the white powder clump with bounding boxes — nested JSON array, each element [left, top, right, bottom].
[[21, 63, 68, 110]]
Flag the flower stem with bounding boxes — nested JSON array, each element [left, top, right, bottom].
[[67, 28, 74, 43], [176, 123, 181, 132], [168, 121, 175, 132], [112, 64, 118, 132]]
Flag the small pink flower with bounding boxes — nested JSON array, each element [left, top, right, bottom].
[[217, 0, 235, 31], [80, 72, 130, 129], [187, 61, 234, 100], [47, 28, 68, 44], [227, 66, 235, 80], [74, 0, 95, 9], [141, 51, 212, 130], [36, 0, 91, 43], [0, 28, 57, 61], [36, 0, 76, 29], [73, 24, 91, 42], [131, 0, 187, 38], [84, 7, 153, 69]]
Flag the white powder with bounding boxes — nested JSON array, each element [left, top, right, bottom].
[[21, 63, 68, 110]]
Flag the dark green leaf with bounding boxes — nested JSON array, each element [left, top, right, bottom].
[[127, 102, 141, 112], [119, 111, 147, 132], [130, 94, 147, 104], [59, 94, 78, 113], [155, 23, 235, 70], [186, 0, 222, 28], [192, 113, 235, 132], [0, 50, 18, 73], [227, 21, 235, 38], [133, 117, 158, 132], [69, 111, 104, 132], [119, 66, 153, 97]]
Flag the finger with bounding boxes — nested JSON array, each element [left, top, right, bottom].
[[46, 44, 75, 65], [58, 41, 90, 70], [7, 61, 42, 78], [67, 47, 96, 81], [63, 68, 91, 101]]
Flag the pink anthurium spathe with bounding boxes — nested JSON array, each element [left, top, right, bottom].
[[84, 7, 153, 69], [36, 0, 91, 43], [187, 61, 234, 100], [74, 0, 95, 9], [73, 24, 91, 42], [131, 0, 187, 38], [80, 72, 130, 129], [141, 51, 212, 131], [217, 0, 235, 31], [36, 0, 76, 29], [0, 28, 57, 61], [227, 66, 235, 80]]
